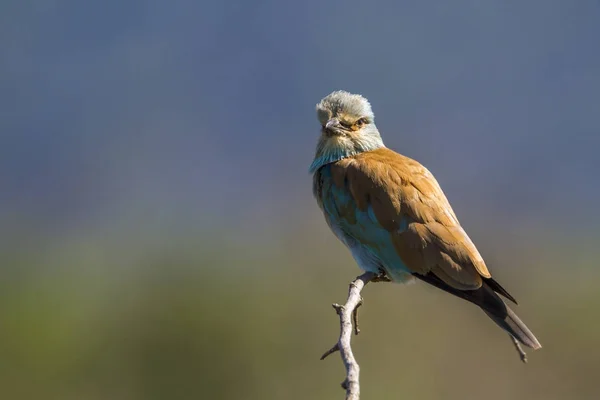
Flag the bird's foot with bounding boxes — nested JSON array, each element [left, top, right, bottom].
[[371, 269, 391, 283]]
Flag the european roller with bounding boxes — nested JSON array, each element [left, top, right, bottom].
[[310, 90, 541, 353]]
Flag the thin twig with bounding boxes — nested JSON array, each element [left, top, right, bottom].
[[320, 271, 380, 400], [320, 343, 340, 360], [510, 335, 528, 363]]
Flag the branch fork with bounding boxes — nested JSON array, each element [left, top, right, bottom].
[[320, 271, 389, 400]]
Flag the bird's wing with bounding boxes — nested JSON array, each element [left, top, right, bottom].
[[330, 147, 491, 291]]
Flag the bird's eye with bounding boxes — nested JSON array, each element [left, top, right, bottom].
[[355, 118, 368, 127]]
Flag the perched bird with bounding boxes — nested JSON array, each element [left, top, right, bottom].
[[310, 90, 541, 354]]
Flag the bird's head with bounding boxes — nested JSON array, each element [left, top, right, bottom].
[[316, 90, 377, 139], [310, 90, 384, 173]]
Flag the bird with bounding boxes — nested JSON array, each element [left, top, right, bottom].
[[310, 90, 541, 355]]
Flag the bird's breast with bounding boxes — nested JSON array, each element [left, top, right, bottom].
[[314, 164, 414, 282]]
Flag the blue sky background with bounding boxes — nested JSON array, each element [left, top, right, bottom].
[[2, 1, 600, 242]]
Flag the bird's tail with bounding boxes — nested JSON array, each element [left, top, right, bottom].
[[414, 272, 541, 350], [484, 304, 541, 349]]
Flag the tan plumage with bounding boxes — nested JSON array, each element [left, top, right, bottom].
[[330, 147, 490, 291]]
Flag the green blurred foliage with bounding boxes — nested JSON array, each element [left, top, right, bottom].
[[1, 217, 599, 400]]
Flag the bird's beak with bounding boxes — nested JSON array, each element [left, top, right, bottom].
[[326, 118, 342, 131], [324, 118, 344, 136]]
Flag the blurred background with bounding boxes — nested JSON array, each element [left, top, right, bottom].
[[1, 1, 600, 399]]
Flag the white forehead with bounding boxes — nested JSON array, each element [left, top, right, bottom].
[[316, 90, 374, 121]]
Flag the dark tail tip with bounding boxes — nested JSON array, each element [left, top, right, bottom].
[[484, 277, 518, 305]]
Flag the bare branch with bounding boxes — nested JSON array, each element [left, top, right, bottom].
[[321, 271, 380, 400]]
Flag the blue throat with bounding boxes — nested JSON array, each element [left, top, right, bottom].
[[309, 149, 352, 174]]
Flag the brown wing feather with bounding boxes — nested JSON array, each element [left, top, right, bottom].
[[334, 147, 491, 291]]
